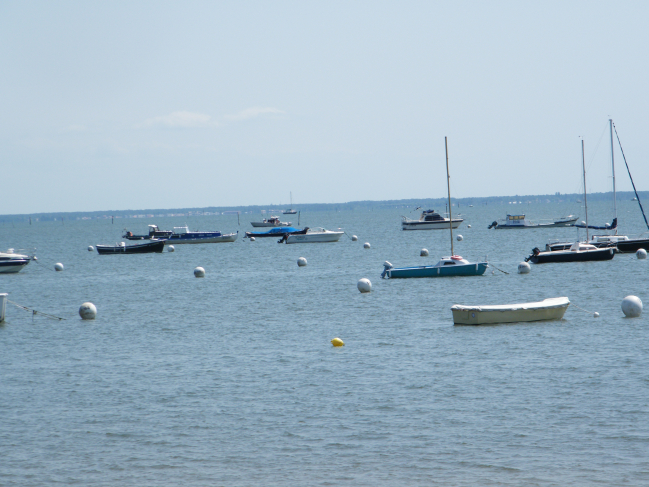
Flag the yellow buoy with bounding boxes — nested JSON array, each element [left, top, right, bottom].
[[331, 337, 344, 347]]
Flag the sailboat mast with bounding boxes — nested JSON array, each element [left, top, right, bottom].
[[582, 138, 589, 242], [609, 119, 617, 232], [445, 136, 454, 255]]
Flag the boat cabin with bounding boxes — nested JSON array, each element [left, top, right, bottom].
[[420, 210, 446, 222], [173, 226, 190, 235], [569, 242, 597, 252], [436, 255, 470, 266]]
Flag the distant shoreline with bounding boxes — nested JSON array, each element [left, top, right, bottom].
[[1, 191, 645, 223]]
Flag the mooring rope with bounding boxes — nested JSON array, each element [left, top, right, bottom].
[[571, 302, 599, 317], [7, 300, 66, 321]]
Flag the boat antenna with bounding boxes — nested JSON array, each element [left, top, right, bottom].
[[582, 138, 589, 242], [613, 122, 649, 231], [609, 119, 617, 233], [446, 136, 454, 255]]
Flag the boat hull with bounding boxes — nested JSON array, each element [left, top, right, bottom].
[[250, 221, 292, 227], [0, 259, 30, 274], [401, 219, 463, 230], [96, 240, 166, 254], [245, 228, 307, 238], [529, 247, 615, 263], [494, 219, 578, 229], [451, 297, 570, 325], [615, 238, 649, 253], [285, 232, 343, 244], [166, 232, 238, 244], [385, 262, 488, 278]]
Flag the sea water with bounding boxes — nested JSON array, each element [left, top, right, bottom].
[[1, 200, 648, 486]]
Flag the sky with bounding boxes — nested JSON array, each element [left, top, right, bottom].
[[2, 1, 649, 214]]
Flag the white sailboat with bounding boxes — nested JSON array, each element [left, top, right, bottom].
[[283, 192, 298, 214]]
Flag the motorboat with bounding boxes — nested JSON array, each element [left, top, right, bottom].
[[526, 242, 615, 263], [401, 209, 462, 230], [283, 192, 298, 214], [383, 137, 488, 279], [281, 227, 344, 244], [488, 214, 578, 229], [546, 230, 623, 251], [166, 226, 238, 244], [0, 249, 34, 274], [451, 297, 570, 325], [245, 227, 308, 238], [123, 225, 172, 240], [250, 216, 292, 227], [382, 255, 488, 278], [96, 240, 166, 254]]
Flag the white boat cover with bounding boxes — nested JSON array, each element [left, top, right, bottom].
[[451, 297, 570, 312]]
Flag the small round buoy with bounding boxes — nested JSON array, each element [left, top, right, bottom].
[[593, 312, 600, 318], [622, 295, 642, 317], [456, 235, 463, 241], [168, 245, 175, 252], [331, 337, 344, 347], [250, 237, 256, 242], [87, 246, 94, 251], [297, 257, 307, 267], [79, 302, 97, 320], [518, 262, 531, 274], [54, 263, 64, 271], [420, 248, 429, 257], [363, 242, 370, 249], [467, 225, 472, 228], [636, 249, 647, 259], [194, 267, 205, 278], [357, 278, 372, 293], [351, 235, 358, 241]]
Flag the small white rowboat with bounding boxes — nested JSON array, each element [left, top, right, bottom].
[[451, 297, 570, 325]]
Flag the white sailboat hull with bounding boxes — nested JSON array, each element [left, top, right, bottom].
[[451, 297, 570, 325], [401, 219, 462, 230]]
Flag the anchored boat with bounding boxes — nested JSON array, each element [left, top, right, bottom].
[[451, 297, 570, 325], [245, 227, 308, 238], [96, 240, 166, 254], [166, 226, 237, 244], [250, 216, 292, 227], [281, 227, 344, 244], [401, 209, 463, 230], [0, 249, 34, 274], [488, 214, 578, 229], [123, 225, 172, 240]]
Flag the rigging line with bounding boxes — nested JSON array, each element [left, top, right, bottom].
[[7, 300, 66, 321], [613, 123, 649, 231]]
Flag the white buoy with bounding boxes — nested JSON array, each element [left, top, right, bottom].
[[168, 245, 175, 252], [622, 295, 642, 317], [363, 242, 370, 249], [194, 266, 205, 278], [594, 312, 600, 318], [636, 249, 647, 259], [54, 263, 64, 271], [420, 248, 429, 257], [357, 278, 372, 293], [467, 225, 472, 228], [518, 262, 531, 274], [297, 257, 307, 267], [87, 246, 94, 251], [250, 237, 256, 242], [456, 235, 463, 241], [79, 302, 97, 320], [351, 235, 358, 241]]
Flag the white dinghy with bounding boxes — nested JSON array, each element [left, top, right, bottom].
[[451, 297, 570, 325]]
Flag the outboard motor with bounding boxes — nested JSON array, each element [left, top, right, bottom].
[[381, 261, 393, 279], [488, 221, 498, 229]]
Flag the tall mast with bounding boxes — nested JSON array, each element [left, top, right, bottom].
[[445, 136, 454, 255], [582, 138, 589, 242], [609, 119, 617, 233]]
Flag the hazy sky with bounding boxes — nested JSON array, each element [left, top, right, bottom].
[[2, 1, 648, 214]]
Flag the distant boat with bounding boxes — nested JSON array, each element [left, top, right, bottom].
[[123, 224, 172, 240], [245, 227, 308, 238], [525, 139, 615, 264], [451, 297, 570, 325], [166, 226, 237, 244], [96, 240, 165, 254], [250, 216, 292, 227], [283, 192, 298, 214], [401, 209, 463, 230], [0, 249, 34, 274], [488, 214, 578, 229], [383, 137, 488, 279], [281, 227, 344, 244]]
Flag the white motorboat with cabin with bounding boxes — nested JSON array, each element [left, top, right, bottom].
[[250, 216, 292, 227], [0, 249, 34, 274], [451, 297, 570, 325], [282, 227, 344, 244], [401, 209, 462, 230], [488, 214, 578, 229]]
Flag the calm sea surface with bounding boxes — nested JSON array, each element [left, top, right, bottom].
[[1, 201, 648, 486]]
